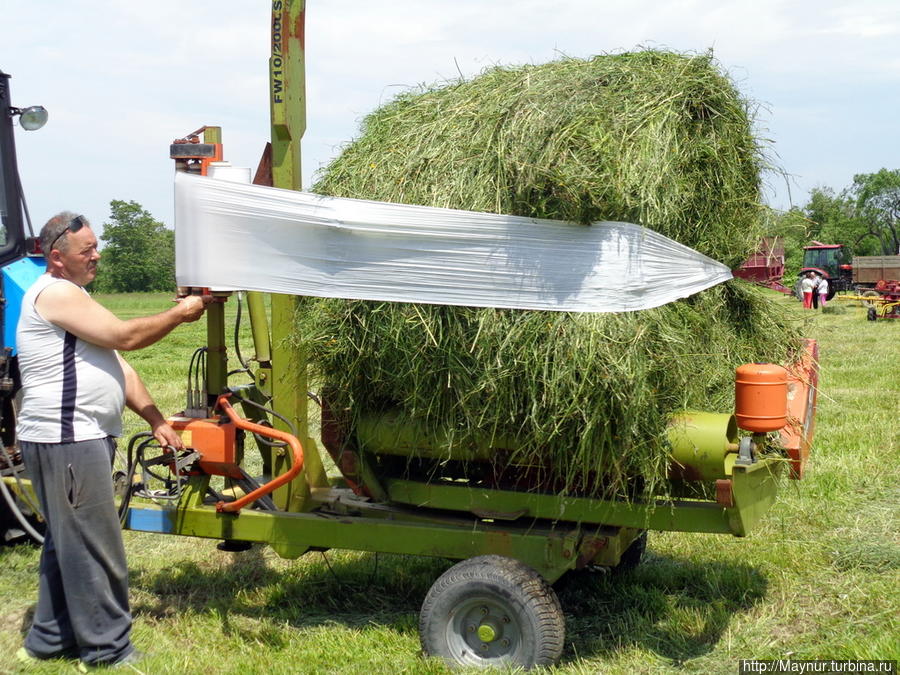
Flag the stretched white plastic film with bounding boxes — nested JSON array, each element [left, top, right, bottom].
[[175, 172, 732, 313]]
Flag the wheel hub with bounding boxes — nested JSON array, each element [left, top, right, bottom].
[[450, 599, 519, 664], [476, 620, 498, 643]]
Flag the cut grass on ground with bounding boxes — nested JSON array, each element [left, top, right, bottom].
[[0, 291, 897, 674]]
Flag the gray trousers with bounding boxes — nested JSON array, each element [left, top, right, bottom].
[[21, 437, 133, 665]]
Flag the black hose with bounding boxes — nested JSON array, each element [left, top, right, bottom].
[[186, 348, 208, 410], [0, 473, 43, 543], [0, 442, 45, 543], [0, 443, 40, 514], [119, 432, 152, 524], [227, 390, 297, 447]]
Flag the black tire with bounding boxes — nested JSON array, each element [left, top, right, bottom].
[[419, 555, 565, 670], [867, 307, 877, 321], [612, 530, 647, 574]]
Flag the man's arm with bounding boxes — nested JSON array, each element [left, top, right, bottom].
[[117, 354, 183, 450], [35, 281, 210, 351]]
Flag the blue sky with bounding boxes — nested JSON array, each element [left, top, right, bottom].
[[3, 0, 899, 237]]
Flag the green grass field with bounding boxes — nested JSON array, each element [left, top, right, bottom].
[[1, 292, 897, 674]]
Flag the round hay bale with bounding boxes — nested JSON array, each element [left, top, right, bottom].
[[296, 50, 801, 498], [316, 49, 766, 266]]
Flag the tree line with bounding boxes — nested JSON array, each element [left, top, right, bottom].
[[92, 169, 900, 293], [91, 200, 175, 293]]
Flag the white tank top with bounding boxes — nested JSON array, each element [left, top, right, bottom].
[[16, 275, 125, 442]]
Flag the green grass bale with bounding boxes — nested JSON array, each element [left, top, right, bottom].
[[296, 50, 803, 499]]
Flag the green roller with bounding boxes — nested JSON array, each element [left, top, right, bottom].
[[357, 409, 739, 484], [355, 410, 515, 462], [667, 412, 739, 481]]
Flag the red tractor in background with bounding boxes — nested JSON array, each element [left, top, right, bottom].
[[735, 239, 900, 304], [798, 241, 853, 298], [798, 243, 900, 310], [733, 238, 847, 299]]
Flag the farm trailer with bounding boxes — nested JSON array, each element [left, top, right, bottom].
[[835, 256, 900, 319], [852, 255, 900, 288], [733, 237, 792, 294]]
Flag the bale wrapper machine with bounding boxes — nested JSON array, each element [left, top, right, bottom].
[[120, 253, 818, 669], [2, 4, 821, 669], [131, 4, 820, 664], [121, 214, 818, 670]]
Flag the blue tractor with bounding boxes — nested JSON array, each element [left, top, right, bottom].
[[0, 69, 48, 543]]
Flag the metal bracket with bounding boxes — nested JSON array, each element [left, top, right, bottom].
[[734, 436, 756, 466], [174, 450, 202, 474], [142, 449, 201, 475]]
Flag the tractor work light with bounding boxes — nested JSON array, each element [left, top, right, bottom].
[[9, 105, 48, 131]]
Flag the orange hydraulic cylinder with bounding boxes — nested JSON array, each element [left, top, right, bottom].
[[735, 363, 789, 432]]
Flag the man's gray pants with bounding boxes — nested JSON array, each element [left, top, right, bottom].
[[21, 437, 133, 665]]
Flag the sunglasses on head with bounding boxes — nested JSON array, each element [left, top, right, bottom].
[[48, 215, 87, 251]]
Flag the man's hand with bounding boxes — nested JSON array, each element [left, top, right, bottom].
[[120, 355, 183, 450], [175, 295, 213, 323], [152, 421, 184, 451]]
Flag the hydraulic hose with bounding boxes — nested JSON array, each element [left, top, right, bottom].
[[214, 394, 305, 513], [0, 476, 43, 544], [0, 442, 44, 544]]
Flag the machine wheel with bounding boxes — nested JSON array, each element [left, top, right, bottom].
[[867, 307, 877, 321], [613, 530, 647, 574], [419, 555, 564, 670]]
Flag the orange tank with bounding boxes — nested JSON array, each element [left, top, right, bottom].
[[734, 363, 788, 432]]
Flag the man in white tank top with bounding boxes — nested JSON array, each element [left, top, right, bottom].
[[15, 212, 210, 669]]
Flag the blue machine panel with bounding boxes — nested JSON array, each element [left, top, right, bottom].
[[125, 507, 175, 534], [2, 256, 46, 353]]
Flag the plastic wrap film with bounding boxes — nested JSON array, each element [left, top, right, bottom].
[[174, 172, 732, 312]]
